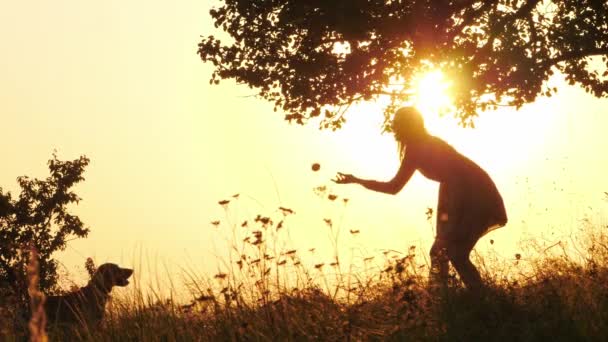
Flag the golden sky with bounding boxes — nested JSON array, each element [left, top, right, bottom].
[[1, 1, 608, 289]]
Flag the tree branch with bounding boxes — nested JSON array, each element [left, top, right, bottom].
[[477, 0, 543, 57], [512, 0, 542, 20], [526, 15, 538, 49], [446, 1, 496, 44], [550, 47, 608, 65]]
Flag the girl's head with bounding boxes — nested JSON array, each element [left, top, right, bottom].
[[391, 107, 427, 145]]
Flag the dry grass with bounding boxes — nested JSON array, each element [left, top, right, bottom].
[[2, 194, 608, 341]]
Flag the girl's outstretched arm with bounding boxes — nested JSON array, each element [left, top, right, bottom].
[[333, 158, 416, 195]]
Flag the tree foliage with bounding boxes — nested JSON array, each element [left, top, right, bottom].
[[0, 154, 90, 304], [198, 0, 608, 128]]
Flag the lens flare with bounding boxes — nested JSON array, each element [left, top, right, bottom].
[[413, 70, 453, 125]]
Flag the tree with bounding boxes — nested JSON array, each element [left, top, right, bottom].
[[0, 154, 90, 306], [198, 0, 608, 129]]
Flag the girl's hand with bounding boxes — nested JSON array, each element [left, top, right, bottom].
[[332, 172, 358, 184]]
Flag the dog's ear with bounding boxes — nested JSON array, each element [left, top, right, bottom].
[[103, 264, 118, 283]]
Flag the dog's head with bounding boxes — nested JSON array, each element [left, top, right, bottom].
[[90, 263, 133, 292]]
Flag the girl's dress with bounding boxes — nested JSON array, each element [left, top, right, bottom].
[[405, 135, 507, 243]]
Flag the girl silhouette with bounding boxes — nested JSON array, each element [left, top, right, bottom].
[[333, 107, 507, 291]]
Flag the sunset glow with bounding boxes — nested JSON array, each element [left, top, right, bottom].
[[2, 1, 608, 339], [412, 70, 454, 132], [414, 70, 453, 114], [1, 2, 608, 332]]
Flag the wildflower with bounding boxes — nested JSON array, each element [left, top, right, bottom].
[[490, 239, 494, 245], [284, 249, 297, 255], [313, 185, 327, 196], [515, 253, 522, 260], [425, 207, 433, 220], [84, 257, 96, 278], [323, 218, 333, 227], [241, 221, 248, 227], [343, 198, 349, 204], [279, 206, 295, 215], [277, 220, 283, 230], [196, 295, 214, 302], [364, 257, 374, 262], [277, 260, 287, 266], [395, 261, 405, 273], [309, 248, 315, 253], [328, 194, 337, 201], [311, 163, 320, 171], [330, 261, 339, 267], [218, 200, 230, 206], [315, 263, 324, 269], [254, 215, 272, 226], [211, 220, 220, 226], [214, 272, 227, 280], [232, 193, 240, 198], [349, 229, 360, 235]]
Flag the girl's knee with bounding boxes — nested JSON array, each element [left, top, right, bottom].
[[446, 246, 471, 265]]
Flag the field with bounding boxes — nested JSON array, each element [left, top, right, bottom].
[[2, 197, 608, 342]]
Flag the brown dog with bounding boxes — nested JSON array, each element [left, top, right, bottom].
[[45, 263, 133, 329]]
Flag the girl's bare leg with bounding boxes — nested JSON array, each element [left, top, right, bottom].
[[448, 243, 483, 293]]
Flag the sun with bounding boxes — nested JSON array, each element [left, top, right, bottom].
[[412, 70, 454, 131], [333, 69, 458, 177]]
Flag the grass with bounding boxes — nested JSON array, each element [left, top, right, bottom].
[[3, 192, 608, 341]]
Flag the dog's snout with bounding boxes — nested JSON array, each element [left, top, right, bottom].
[[122, 268, 133, 279]]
